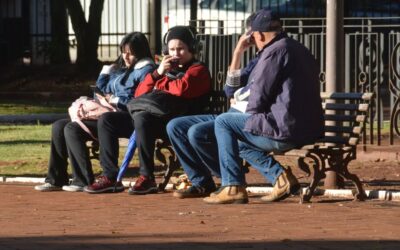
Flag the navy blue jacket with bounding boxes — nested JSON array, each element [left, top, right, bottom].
[[244, 33, 324, 145], [96, 58, 155, 110], [223, 57, 259, 98]]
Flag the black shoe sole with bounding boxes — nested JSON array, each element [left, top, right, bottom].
[[128, 187, 158, 195], [173, 192, 211, 199], [205, 198, 249, 204], [84, 186, 125, 194]]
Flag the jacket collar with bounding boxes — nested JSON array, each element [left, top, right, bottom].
[[258, 32, 288, 54], [134, 57, 155, 69]]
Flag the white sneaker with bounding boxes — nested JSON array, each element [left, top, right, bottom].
[[62, 185, 84, 192], [34, 183, 62, 192]]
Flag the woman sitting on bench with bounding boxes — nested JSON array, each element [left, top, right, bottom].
[[34, 32, 155, 192]]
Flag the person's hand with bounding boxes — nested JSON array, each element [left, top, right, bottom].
[[156, 55, 179, 75], [234, 32, 254, 55], [104, 93, 112, 102], [230, 98, 236, 105]]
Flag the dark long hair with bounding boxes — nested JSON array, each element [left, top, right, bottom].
[[115, 32, 153, 70]]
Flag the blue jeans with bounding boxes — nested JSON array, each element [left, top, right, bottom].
[[214, 112, 296, 186], [167, 114, 220, 189]]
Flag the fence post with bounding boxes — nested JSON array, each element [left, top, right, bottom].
[[325, 0, 345, 189]]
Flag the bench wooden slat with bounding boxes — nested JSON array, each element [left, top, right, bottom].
[[323, 103, 369, 112], [317, 136, 349, 144], [321, 92, 374, 101], [317, 136, 360, 145], [324, 114, 366, 122], [324, 125, 362, 135]]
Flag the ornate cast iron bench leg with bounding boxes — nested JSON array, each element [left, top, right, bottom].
[[155, 139, 181, 191], [336, 151, 367, 201], [89, 140, 99, 160], [299, 153, 326, 203]]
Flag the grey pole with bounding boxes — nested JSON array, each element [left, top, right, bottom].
[[325, 0, 345, 188]]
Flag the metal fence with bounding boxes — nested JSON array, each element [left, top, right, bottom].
[[0, 0, 151, 65], [161, 0, 400, 35]]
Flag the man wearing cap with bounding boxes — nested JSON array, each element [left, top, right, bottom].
[[204, 9, 324, 204]]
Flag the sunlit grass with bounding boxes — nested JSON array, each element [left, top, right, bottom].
[[0, 125, 136, 177], [0, 100, 68, 115]]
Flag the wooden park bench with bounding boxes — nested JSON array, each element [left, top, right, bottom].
[[90, 91, 374, 201], [273, 92, 374, 203]]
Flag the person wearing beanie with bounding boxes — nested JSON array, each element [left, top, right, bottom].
[[85, 26, 212, 194], [166, 13, 261, 200], [204, 8, 324, 204], [35, 32, 156, 192]]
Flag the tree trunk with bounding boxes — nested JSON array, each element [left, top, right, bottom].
[[50, 0, 70, 64], [65, 0, 104, 69]]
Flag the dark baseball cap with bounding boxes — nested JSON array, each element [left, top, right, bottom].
[[251, 8, 281, 32]]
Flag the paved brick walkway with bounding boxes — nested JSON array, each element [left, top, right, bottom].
[[0, 184, 399, 250]]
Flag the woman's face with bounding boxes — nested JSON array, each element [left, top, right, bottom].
[[122, 44, 136, 68], [168, 39, 193, 65]]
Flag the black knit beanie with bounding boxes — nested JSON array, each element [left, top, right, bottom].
[[164, 26, 195, 50]]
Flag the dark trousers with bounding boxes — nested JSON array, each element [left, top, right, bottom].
[[98, 111, 167, 180], [98, 112, 134, 179], [45, 118, 97, 187]]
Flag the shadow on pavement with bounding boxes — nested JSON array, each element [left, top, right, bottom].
[[0, 235, 399, 250]]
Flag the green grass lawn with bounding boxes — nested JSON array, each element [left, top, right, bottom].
[[0, 124, 135, 177], [0, 100, 68, 115]]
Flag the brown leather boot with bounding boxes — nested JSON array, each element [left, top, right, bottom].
[[261, 166, 300, 202], [203, 186, 248, 204]]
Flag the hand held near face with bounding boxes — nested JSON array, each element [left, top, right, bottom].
[[157, 55, 179, 76], [235, 32, 254, 55]]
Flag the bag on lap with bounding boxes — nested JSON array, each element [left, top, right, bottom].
[[68, 96, 116, 140], [126, 90, 188, 119]]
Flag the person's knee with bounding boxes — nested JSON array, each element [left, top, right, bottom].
[[166, 118, 181, 138], [214, 113, 230, 129], [63, 122, 82, 140], [52, 119, 67, 136], [132, 112, 149, 129], [97, 112, 114, 131], [188, 123, 212, 146]]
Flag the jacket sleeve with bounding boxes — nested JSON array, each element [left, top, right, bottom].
[[224, 57, 259, 98], [240, 57, 259, 87], [96, 74, 110, 93], [117, 65, 155, 108], [246, 50, 287, 114], [134, 70, 160, 97]]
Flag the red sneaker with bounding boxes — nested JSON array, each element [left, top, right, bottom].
[[84, 176, 124, 194], [128, 175, 158, 195]]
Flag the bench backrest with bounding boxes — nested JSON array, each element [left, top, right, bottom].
[[318, 92, 374, 147], [206, 90, 228, 114]]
